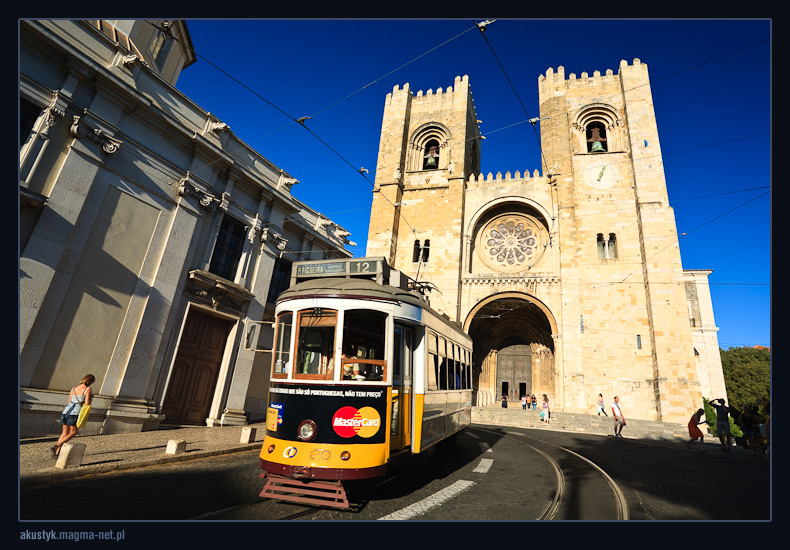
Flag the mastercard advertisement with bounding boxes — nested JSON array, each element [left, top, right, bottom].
[[264, 383, 388, 445]]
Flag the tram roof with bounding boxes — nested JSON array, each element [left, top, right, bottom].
[[277, 278, 467, 335], [278, 277, 426, 307]]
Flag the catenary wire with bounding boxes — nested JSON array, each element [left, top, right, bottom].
[[136, 19, 767, 301]]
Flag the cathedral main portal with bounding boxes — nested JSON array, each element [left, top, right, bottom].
[[465, 294, 556, 407]]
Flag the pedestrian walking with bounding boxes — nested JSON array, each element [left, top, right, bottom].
[[502, 394, 508, 408], [686, 408, 706, 448], [541, 394, 551, 424], [531, 394, 537, 410], [597, 393, 608, 416], [611, 396, 626, 437], [521, 395, 528, 410], [709, 398, 732, 452], [52, 374, 95, 459]]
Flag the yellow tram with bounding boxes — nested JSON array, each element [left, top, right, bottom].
[[259, 257, 473, 508]]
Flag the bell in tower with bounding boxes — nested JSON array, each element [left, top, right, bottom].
[[423, 144, 439, 169], [587, 125, 607, 153]]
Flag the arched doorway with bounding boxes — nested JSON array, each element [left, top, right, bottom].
[[464, 293, 556, 407]]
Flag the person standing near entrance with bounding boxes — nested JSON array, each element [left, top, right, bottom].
[[521, 395, 528, 410], [502, 394, 508, 408], [611, 396, 625, 437], [531, 394, 537, 410]]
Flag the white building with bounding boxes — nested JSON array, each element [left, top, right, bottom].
[[19, 20, 353, 436]]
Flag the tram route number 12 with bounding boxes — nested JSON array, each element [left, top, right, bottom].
[[350, 261, 374, 274]]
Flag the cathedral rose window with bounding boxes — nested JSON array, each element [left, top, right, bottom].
[[478, 213, 546, 272]]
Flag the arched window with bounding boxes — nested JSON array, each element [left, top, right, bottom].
[[413, 240, 421, 262], [573, 103, 624, 154], [607, 233, 617, 259], [597, 232, 617, 260], [408, 123, 451, 172], [422, 240, 431, 262]]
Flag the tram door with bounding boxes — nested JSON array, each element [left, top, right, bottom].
[[391, 324, 412, 452]]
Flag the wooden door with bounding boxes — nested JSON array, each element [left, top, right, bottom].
[[496, 344, 531, 403], [162, 310, 232, 425]]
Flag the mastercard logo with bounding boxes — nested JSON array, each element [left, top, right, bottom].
[[332, 406, 381, 438]]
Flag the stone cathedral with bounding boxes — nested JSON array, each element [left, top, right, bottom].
[[365, 59, 726, 424]]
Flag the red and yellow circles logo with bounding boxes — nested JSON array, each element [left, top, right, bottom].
[[332, 406, 381, 438]]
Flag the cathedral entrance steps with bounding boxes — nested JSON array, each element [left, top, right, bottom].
[[471, 405, 707, 443]]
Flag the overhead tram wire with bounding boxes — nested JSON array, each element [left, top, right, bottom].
[[568, 38, 769, 119], [244, 23, 481, 143], [474, 20, 549, 179], [609, 190, 770, 287], [138, 21, 768, 261], [140, 19, 485, 240]]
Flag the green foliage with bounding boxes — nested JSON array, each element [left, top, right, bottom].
[[719, 346, 770, 422]]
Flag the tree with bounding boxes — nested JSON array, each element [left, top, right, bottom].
[[718, 346, 770, 423]]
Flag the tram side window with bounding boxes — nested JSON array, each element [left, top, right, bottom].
[[341, 309, 387, 381], [427, 332, 438, 391], [294, 309, 337, 380], [463, 347, 470, 390], [272, 312, 293, 378], [455, 344, 462, 389], [456, 345, 464, 390], [438, 337, 448, 390], [450, 343, 457, 389]]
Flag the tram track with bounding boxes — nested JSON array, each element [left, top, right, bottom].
[[476, 427, 628, 520], [195, 427, 627, 521]]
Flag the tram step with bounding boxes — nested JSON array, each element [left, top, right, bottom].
[[260, 473, 350, 509]]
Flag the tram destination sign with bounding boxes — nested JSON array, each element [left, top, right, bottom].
[[294, 258, 383, 279]]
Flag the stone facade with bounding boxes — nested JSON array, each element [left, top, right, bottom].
[[366, 62, 726, 424], [19, 20, 353, 437]]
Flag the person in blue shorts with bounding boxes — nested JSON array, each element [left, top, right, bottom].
[[52, 374, 95, 459]]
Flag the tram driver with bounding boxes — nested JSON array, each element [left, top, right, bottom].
[[341, 344, 360, 380]]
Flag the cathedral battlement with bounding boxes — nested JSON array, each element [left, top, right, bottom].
[[386, 75, 474, 106], [538, 58, 648, 95], [467, 169, 545, 185]]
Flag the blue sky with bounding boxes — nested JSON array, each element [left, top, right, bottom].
[[175, 19, 771, 350]]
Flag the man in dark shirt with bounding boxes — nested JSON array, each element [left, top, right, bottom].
[[709, 398, 732, 452]]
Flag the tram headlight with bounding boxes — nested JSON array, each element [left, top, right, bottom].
[[297, 419, 317, 441]]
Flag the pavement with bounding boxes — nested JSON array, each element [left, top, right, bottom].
[[20, 408, 766, 486], [19, 422, 269, 485]]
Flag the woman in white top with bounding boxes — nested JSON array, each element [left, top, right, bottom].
[[52, 374, 95, 459], [542, 394, 551, 423]]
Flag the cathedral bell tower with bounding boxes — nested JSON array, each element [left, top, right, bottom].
[[366, 75, 481, 319], [537, 59, 702, 422]]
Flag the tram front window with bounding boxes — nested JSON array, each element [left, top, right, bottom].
[[341, 309, 387, 382], [294, 308, 337, 380], [272, 312, 293, 378]]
